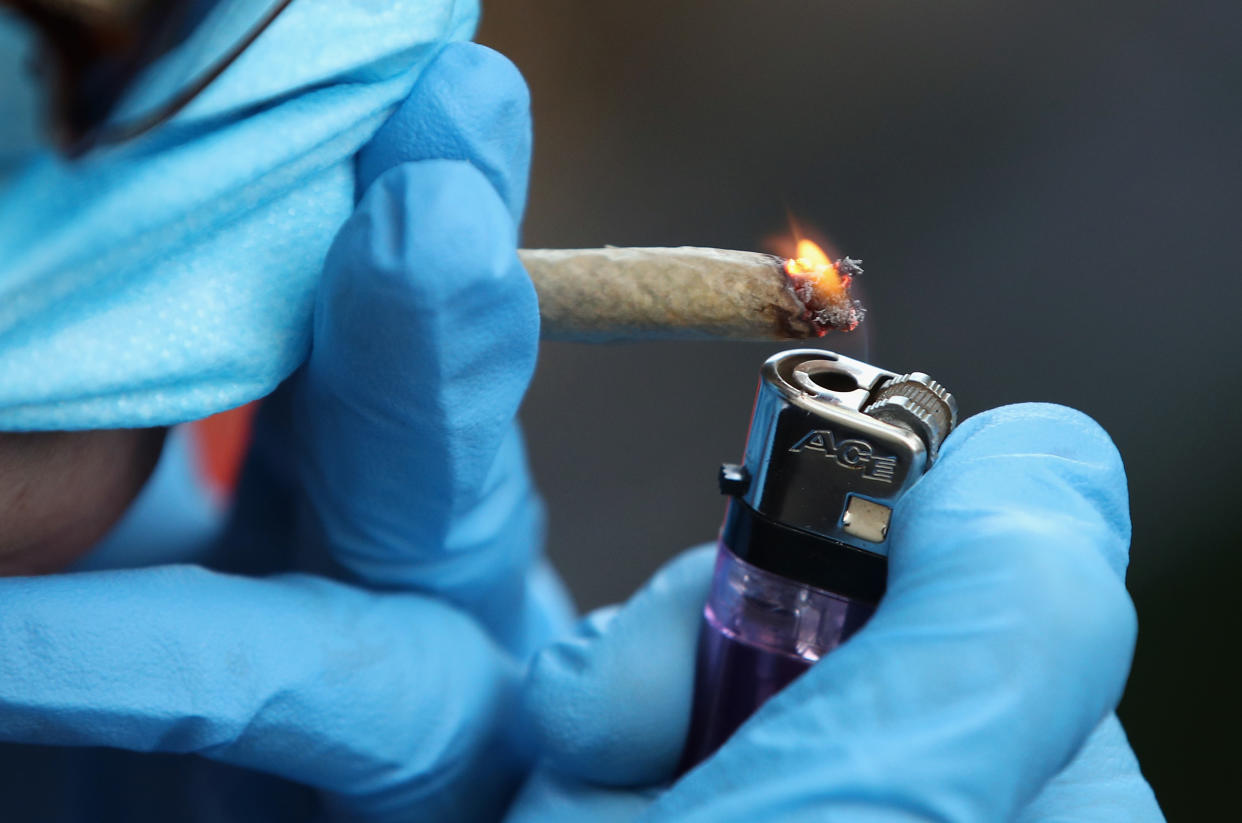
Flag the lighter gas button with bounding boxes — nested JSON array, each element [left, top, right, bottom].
[[841, 495, 892, 543]]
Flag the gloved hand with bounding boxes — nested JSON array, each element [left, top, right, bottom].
[[508, 404, 1166, 822], [0, 43, 570, 823]]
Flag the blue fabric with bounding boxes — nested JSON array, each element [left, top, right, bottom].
[[0, 12, 40, 179], [509, 404, 1166, 822], [0, 0, 477, 430], [0, 42, 574, 822]]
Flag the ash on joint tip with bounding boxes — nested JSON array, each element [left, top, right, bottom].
[[791, 256, 866, 333]]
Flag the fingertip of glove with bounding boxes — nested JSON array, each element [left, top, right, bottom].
[[643, 544, 717, 603], [358, 42, 531, 221]]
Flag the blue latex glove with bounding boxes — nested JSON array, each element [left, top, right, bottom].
[[0, 43, 570, 822], [508, 404, 1165, 822]]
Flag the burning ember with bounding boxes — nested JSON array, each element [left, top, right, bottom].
[[781, 238, 865, 334]]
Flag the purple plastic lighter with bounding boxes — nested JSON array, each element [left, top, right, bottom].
[[678, 349, 958, 772]]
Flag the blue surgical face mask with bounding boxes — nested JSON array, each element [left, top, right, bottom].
[[0, 0, 478, 431]]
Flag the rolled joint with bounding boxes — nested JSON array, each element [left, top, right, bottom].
[[518, 246, 864, 342]]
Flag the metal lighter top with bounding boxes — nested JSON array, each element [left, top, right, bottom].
[[718, 349, 958, 602]]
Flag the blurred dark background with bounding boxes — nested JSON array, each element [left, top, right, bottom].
[[479, 2, 1239, 818]]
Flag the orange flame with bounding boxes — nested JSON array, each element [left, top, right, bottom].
[[783, 238, 845, 298], [767, 219, 864, 333]]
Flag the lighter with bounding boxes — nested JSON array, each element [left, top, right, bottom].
[[679, 348, 958, 771]]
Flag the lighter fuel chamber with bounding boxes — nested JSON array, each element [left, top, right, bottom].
[[679, 349, 958, 772]]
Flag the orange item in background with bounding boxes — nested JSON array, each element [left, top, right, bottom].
[[188, 402, 257, 498]]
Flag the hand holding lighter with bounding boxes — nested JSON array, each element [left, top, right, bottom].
[[679, 349, 958, 772]]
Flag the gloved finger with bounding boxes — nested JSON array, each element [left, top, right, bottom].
[[647, 403, 1138, 822], [521, 546, 715, 786], [292, 157, 544, 650], [243, 42, 552, 653], [0, 567, 523, 823], [1016, 714, 1163, 821]]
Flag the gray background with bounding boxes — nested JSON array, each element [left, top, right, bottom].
[[479, 2, 1240, 817]]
